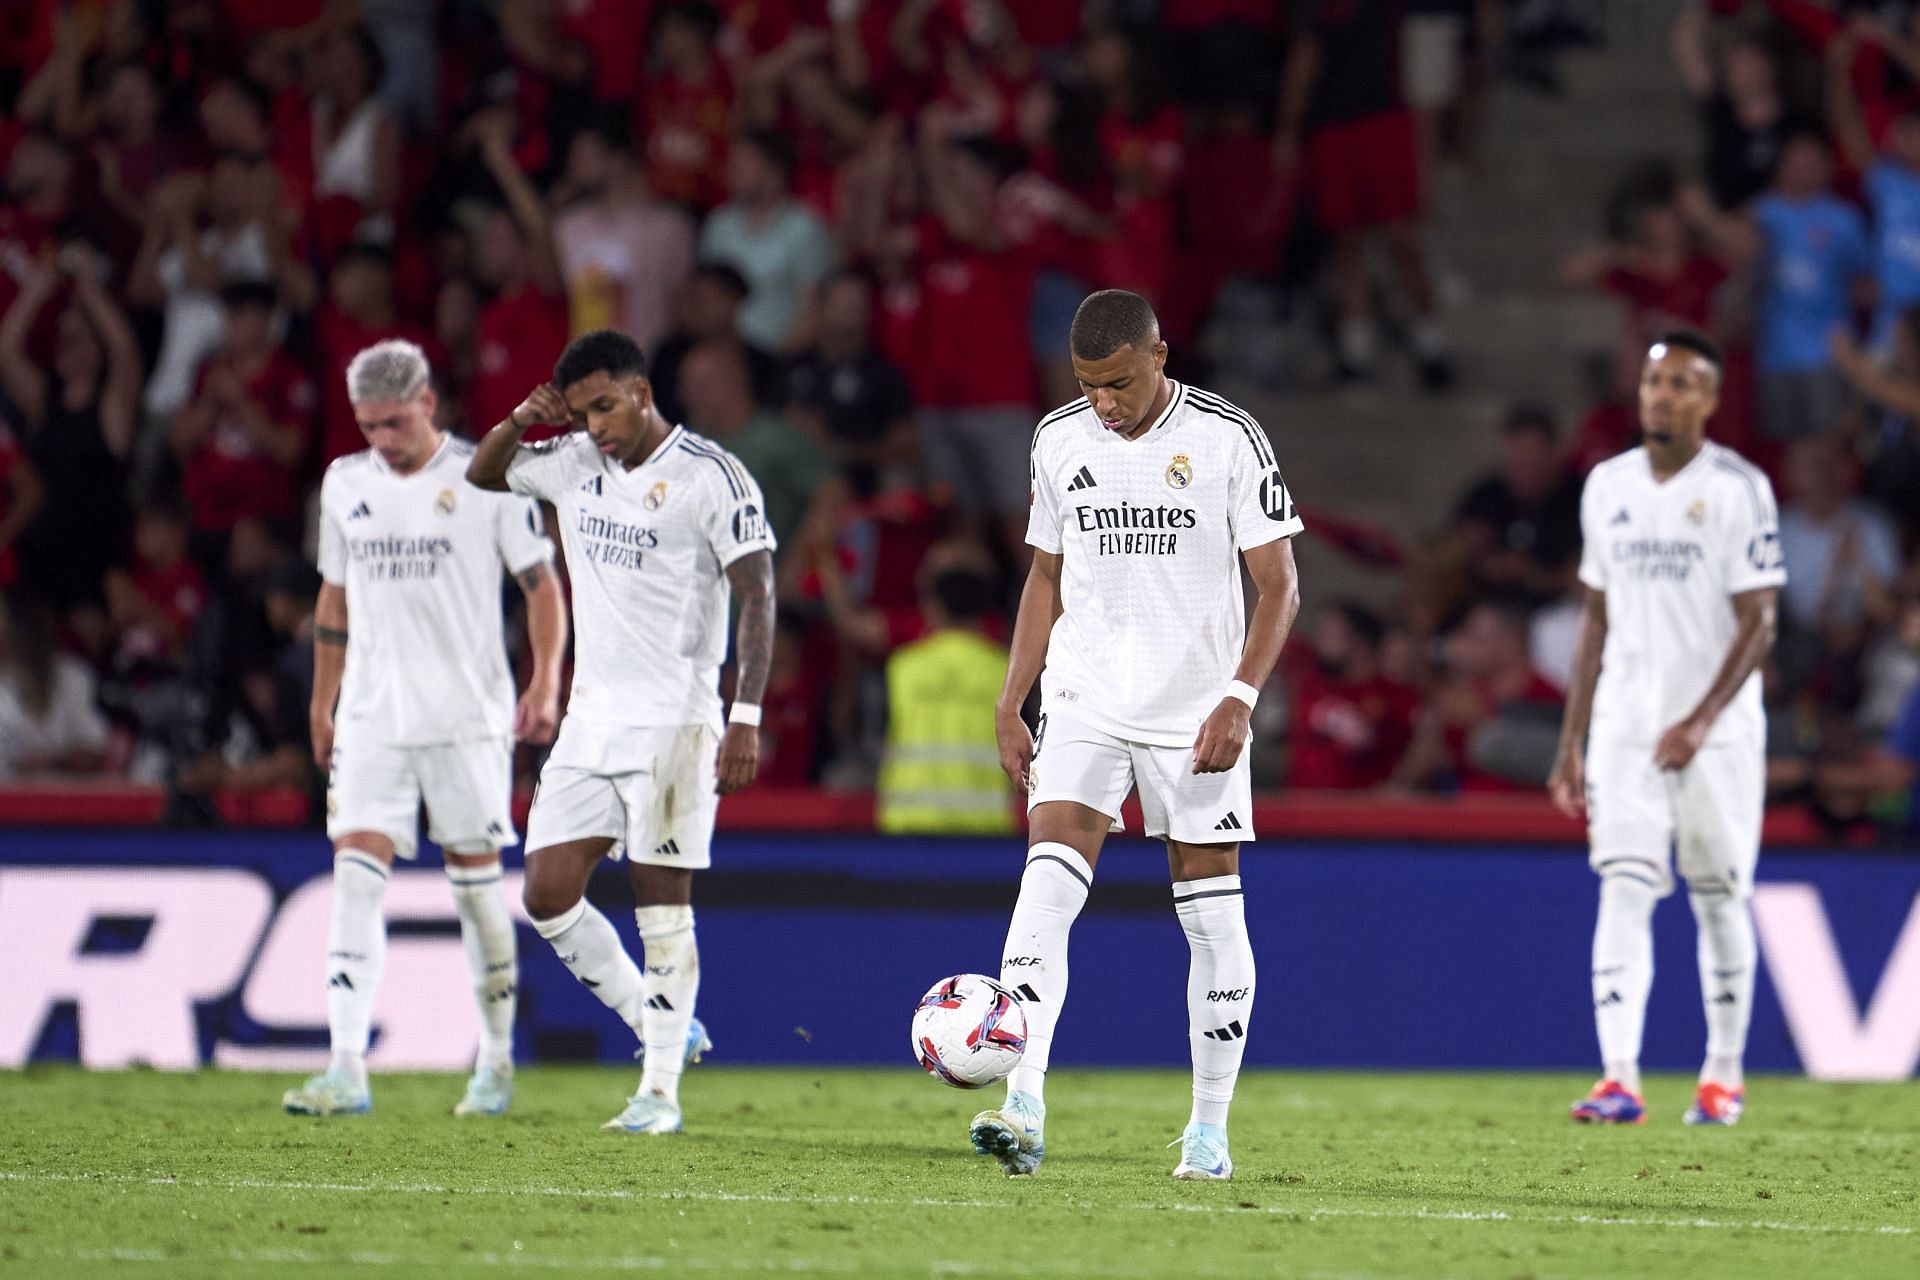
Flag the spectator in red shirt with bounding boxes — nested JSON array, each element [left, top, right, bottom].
[[1395, 601, 1565, 793], [1276, 0, 1453, 388], [171, 283, 316, 568], [104, 500, 206, 667], [316, 244, 435, 464], [1083, 29, 1184, 306], [1283, 602, 1421, 790], [912, 123, 1038, 556], [463, 109, 569, 437], [642, 1, 736, 213]]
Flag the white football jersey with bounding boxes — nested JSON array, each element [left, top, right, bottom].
[[318, 436, 555, 748], [506, 426, 775, 734], [1577, 442, 1786, 747], [1027, 381, 1304, 747]]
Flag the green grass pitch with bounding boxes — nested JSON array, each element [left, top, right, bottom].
[[1, 1067, 1914, 1279]]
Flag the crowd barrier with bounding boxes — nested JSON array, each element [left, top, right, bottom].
[[3, 829, 1914, 1080]]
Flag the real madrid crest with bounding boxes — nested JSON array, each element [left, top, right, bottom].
[[645, 481, 669, 511], [1165, 454, 1193, 489], [435, 488, 456, 515], [1685, 498, 1706, 525]]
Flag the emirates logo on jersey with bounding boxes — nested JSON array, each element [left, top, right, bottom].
[[1165, 454, 1193, 489], [435, 488, 456, 515], [644, 481, 669, 511]]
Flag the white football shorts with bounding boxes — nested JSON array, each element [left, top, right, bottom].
[[525, 718, 719, 868], [1026, 703, 1255, 845], [327, 736, 516, 857], [1585, 730, 1764, 898]]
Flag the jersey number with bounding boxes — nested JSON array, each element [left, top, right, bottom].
[[1259, 468, 1296, 523], [1746, 529, 1782, 572]]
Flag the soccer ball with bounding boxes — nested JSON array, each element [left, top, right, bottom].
[[911, 973, 1027, 1089]]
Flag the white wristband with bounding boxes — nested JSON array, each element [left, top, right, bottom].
[[728, 702, 763, 727], [1225, 680, 1260, 710]]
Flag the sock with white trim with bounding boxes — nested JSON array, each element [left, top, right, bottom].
[[1000, 842, 1092, 1102], [1691, 889, 1755, 1089], [447, 861, 518, 1072], [531, 899, 645, 1035], [635, 904, 700, 1107], [326, 849, 389, 1085], [1176, 875, 1255, 1128], [1592, 873, 1657, 1094]]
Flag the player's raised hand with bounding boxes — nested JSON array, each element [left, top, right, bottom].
[[715, 723, 760, 795], [1191, 698, 1250, 775], [513, 680, 559, 745], [1653, 715, 1710, 772], [995, 703, 1034, 792], [511, 383, 569, 430], [1547, 748, 1585, 818]]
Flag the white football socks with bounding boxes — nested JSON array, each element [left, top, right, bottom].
[[326, 849, 389, 1084], [1691, 890, 1756, 1089], [1592, 873, 1657, 1094], [1176, 875, 1255, 1128], [531, 898, 646, 1034], [447, 861, 518, 1073], [1000, 842, 1092, 1102], [635, 904, 700, 1107]]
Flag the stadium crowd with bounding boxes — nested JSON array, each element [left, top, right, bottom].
[[0, 0, 1912, 839]]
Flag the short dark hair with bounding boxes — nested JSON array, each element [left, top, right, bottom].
[[737, 128, 797, 188], [656, 0, 722, 42], [554, 329, 648, 390], [1501, 402, 1559, 442], [344, 24, 387, 91], [219, 281, 278, 313], [332, 241, 394, 273], [930, 567, 993, 622], [1069, 289, 1159, 361], [692, 261, 751, 301], [1647, 327, 1723, 373], [1331, 600, 1384, 649]]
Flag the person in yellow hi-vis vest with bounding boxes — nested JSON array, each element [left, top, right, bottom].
[[878, 563, 1015, 835]]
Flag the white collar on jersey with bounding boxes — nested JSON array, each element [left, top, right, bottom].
[[1641, 438, 1716, 487], [370, 431, 455, 478]]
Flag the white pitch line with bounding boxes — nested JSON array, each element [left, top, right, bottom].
[[2, 1170, 1912, 1239]]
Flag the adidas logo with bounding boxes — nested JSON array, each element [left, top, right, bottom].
[[653, 839, 682, 858], [1013, 983, 1040, 1002], [328, 972, 354, 990], [347, 501, 372, 521], [579, 977, 599, 989], [580, 476, 604, 496], [1609, 508, 1631, 526], [1213, 812, 1243, 832], [1065, 465, 1097, 492], [1712, 991, 1739, 1005], [645, 995, 675, 1012], [1595, 990, 1622, 1008], [1203, 1020, 1245, 1042]]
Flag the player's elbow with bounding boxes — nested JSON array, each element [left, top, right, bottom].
[[466, 460, 508, 492]]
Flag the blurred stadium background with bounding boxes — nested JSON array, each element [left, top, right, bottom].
[[0, 0, 1915, 1088]]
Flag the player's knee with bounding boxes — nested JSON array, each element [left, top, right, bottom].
[[521, 877, 579, 923]]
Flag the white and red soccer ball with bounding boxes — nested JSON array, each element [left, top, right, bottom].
[[911, 973, 1027, 1088]]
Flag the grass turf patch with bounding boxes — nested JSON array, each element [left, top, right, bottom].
[[1, 1067, 1914, 1279]]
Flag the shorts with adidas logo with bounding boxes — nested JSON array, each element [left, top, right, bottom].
[[1026, 701, 1255, 845], [525, 718, 719, 867], [327, 737, 516, 857]]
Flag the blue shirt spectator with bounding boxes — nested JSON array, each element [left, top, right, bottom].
[[1867, 158, 1920, 345], [1753, 192, 1869, 373]]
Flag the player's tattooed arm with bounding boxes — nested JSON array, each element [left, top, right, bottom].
[[1655, 587, 1779, 771], [1548, 588, 1609, 816], [513, 562, 567, 744], [717, 550, 775, 794], [467, 382, 569, 491], [309, 581, 349, 768], [1193, 537, 1301, 775]]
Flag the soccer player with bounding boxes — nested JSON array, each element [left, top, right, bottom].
[[1548, 329, 1784, 1127], [973, 290, 1303, 1180], [284, 339, 567, 1118], [466, 329, 775, 1135]]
